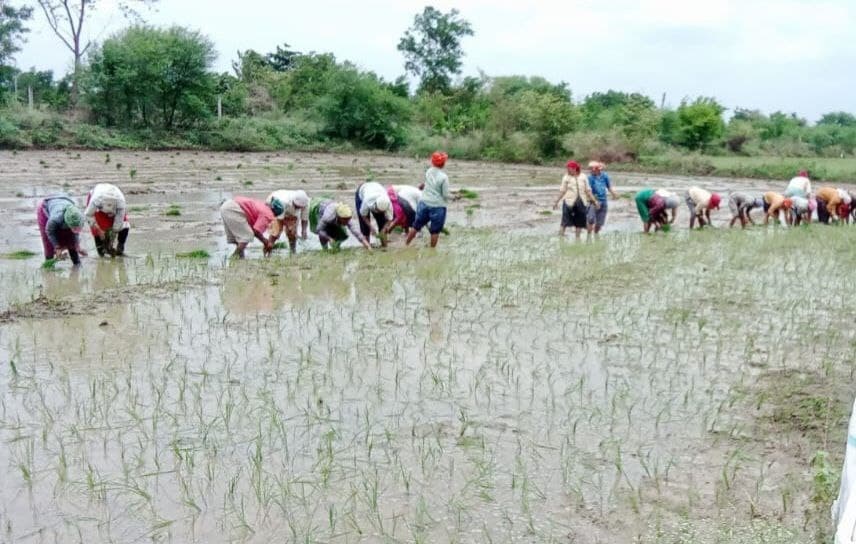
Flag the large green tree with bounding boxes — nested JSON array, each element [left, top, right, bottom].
[[397, 6, 473, 95], [86, 26, 216, 129], [0, 3, 32, 66], [35, 0, 157, 106], [675, 97, 725, 150]]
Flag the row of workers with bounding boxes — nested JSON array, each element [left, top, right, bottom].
[[634, 172, 854, 233], [33, 152, 452, 264], [219, 151, 450, 258], [553, 160, 853, 234]]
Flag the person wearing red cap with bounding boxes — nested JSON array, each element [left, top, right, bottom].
[[685, 186, 721, 229], [406, 152, 449, 248], [785, 170, 812, 199], [552, 160, 596, 240]]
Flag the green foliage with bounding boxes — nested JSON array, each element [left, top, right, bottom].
[[176, 249, 210, 259], [0, 3, 32, 65], [86, 26, 216, 129], [1, 249, 37, 259], [315, 67, 411, 149], [398, 6, 474, 94], [675, 97, 725, 151]]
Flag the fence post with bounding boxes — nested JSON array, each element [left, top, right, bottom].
[[28, 86, 33, 111], [217, 95, 222, 121]]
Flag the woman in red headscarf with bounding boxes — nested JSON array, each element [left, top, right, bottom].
[[552, 160, 596, 240]]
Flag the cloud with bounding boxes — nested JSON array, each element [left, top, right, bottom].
[[11, 0, 856, 121]]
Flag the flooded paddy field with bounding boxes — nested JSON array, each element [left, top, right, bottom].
[[0, 151, 855, 543]]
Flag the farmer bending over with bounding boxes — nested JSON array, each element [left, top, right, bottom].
[[815, 187, 850, 224], [355, 181, 393, 247], [85, 183, 129, 257], [727, 191, 763, 229], [219, 196, 280, 259], [266, 189, 309, 253], [685, 186, 721, 229], [762, 192, 792, 226], [656, 189, 681, 224], [309, 199, 371, 251], [382, 184, 422, 238], [635, 188, 667, 234], [37, 194, 85, 266]]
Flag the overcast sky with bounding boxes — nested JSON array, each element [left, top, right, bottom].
[[11, 0, 856, 122]]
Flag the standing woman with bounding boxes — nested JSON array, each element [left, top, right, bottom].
[[355, 181, 393, 247], [84, 183, 129, 257], [406, 151, 450, 248], [785, 170, 812, 198], [219, 196, 281, 259], [266, 189, 310, 253], [586, 161, 619, 237], [552, 160, 596, 241], [37, 194, 85, 266]]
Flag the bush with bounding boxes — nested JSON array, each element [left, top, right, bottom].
[[191, 116, 322, 151], [316, 68, 411, 150], [0, 117, 29, 148]]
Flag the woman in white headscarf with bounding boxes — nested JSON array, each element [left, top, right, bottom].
[[84, 183, 129, 257], [266, 189, 310, 253]]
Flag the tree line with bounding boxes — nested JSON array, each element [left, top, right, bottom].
[[2, 3, 856, 163]]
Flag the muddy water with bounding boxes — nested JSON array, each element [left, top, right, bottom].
[[1, 151, 854, 542], [4, 150, 848, 260]]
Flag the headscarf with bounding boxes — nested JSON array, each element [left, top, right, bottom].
[[374, 195, 391, 213], [335, 203, 352, 219], [269, 197, 285, 218], [431, 151, 448, 168], [292, 191, 309, 208], [782, 198, 793, 210], [566, 160, 580, 172], [64, 206, 83, 230], [708, 193, 721, 209]]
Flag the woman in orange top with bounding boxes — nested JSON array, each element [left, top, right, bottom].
[[763, 192, 792, 226], [815, 187, 845, 224]]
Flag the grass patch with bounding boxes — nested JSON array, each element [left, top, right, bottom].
[[458, 188, 479, 199], [2, 250, 37, 260], [175, 249, 210, 259], [41, 259, 56, 269], [164, 204, 182, 217]]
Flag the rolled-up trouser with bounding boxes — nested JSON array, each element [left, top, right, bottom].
[[220, 199, 254, 244]]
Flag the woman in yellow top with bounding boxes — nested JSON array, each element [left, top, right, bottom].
[[763, 192, 792, 226]]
